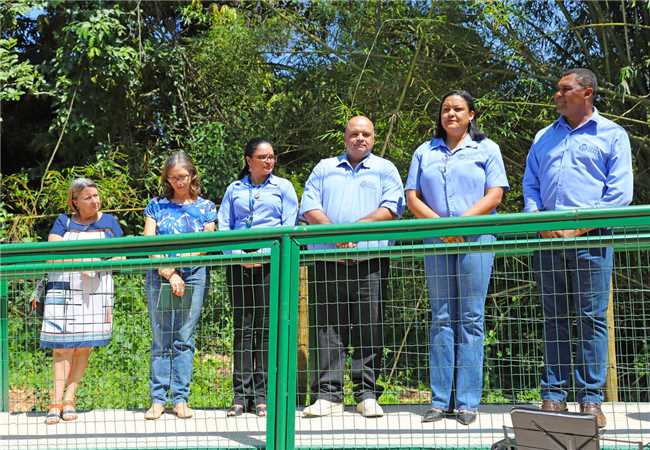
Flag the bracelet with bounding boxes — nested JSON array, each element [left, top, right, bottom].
[[159, 268, 176, 280]]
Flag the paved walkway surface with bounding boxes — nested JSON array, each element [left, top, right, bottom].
[[1, 403, 648, 449]]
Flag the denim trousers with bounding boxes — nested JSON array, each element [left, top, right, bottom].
[[146, 266, 207, 405], [226, 264, 270, 409], [533, 243, 613, 404], [309, 259, 389, 403], [424, 235, 495, 412]]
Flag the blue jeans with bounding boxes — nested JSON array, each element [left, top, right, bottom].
[[146, 266, 207, 405], [533, 244, 613, 404], [424, 235, 495, 411]]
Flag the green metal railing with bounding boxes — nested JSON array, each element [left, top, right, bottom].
[[1, 206, 650, 450]]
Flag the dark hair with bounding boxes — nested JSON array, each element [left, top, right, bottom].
[[160, 151, 201, 200], [561, 68, 597, 94], [238, 138, 273, 180], [434, 90, 486, 142]]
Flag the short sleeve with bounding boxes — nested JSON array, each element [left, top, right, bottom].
[[378, 161, 405, 217], [105, 214, 124, 237], [281, 180, 299, 226], [299, 161, 325, 217], [484, 140, 510, 191], [144, 198, 159, 220], [49, 214, 70, 237], [405, 147, 424, 191], [203, 199, 218, 225], [218, 185, 234, 231]]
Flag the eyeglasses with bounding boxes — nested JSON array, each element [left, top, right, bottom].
[[252, 154, 276, 162], [168, 175, 190, 183]]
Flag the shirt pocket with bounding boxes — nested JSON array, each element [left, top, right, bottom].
[[570, 141, 606, 172]]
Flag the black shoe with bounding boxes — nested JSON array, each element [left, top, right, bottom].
[[227, 404, 245, 417], [456, 409, 477, 425], [422, 407, 445, 423]]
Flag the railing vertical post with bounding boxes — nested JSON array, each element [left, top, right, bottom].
[[0, 279, 8, 411], [274, 234, 300, 450], [266, 242, 281, 450], [0, 278, 7, 411], [284, 239, 301, 450]]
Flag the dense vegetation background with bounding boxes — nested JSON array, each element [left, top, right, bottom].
[[1, 0, 649, 411], [2, 0, 649, 240]]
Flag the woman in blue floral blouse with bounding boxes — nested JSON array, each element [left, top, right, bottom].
[[143, 151, 217, 420]]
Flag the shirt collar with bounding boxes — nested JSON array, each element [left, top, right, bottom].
[[240, 174, 277, 187], [429, 134, 478, 152], [556, 107, 602, 131], [336, 151, 375, 169]]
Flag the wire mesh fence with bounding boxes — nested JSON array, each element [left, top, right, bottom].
[[3, 259, 273, 450], [292, 223, 650, 449], [1, 209, 649, 450]]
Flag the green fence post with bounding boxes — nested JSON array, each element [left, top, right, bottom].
[[266, 242, 281, 450], [274, 234, 299, 450], [0, 279, 8, 412], [284, 238, 301, 450]]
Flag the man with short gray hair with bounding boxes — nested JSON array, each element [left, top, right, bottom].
[[523, 68, 633, 428]]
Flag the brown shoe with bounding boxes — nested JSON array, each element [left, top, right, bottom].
[[580, 403, 606, 428], [173, 402, 193, 419], [540, 400, 568, 412], [144, 403, 165, 420]]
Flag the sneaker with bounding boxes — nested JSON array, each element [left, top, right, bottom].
[[421, 407, 445, 423], [302, 399, 344, 417], [356, 398, 384, 418]]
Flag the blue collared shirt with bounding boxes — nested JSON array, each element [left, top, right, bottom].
[[405, 135, 509, 217], [523, 109, 633, 212], [300, 152, 405, 249], [218, 174, 298, 231]]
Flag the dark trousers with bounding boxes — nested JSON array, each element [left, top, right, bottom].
[[227, 264, 270, 408], [310, 258, 388, 403]]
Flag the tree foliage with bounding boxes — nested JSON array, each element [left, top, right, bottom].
[[1, 0, 648, 235]]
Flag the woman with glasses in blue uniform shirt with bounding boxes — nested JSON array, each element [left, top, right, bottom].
[[218, 138, 298, 417], [405, 91, 509, 425]]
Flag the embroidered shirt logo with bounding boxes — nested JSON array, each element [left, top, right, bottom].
[[578, 143, 600, 155], [359, 180, 377, 190]]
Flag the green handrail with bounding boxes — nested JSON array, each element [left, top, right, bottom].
[[3, 206, 650, 259], [1, 206, 649, 450]]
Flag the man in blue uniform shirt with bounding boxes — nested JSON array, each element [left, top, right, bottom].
[[300, 116, 404, 418], [523, 68, 633, 428]]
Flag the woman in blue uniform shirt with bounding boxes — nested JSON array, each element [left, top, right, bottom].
[[218, 138, 298, 417], [405, 91, 509, 425]]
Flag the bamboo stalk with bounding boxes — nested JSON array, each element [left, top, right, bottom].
[[296, 266, 309, 405], [605, 275, 619, 402]]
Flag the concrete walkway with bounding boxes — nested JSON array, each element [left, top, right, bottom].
[[1, 403, 648, 449]]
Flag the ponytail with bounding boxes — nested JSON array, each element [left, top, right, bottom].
[[240, 137, 272, 180]]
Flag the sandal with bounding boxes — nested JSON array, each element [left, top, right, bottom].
[[46, 403, 62, 425], [174, 402, 193, 419], [256, 404, 267, 417], [227, 404, 245, 417], [62, 400, 77, 421], [144, 403, 165, 420]]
